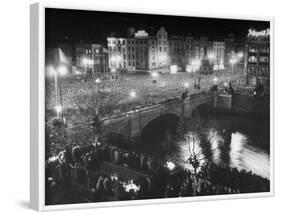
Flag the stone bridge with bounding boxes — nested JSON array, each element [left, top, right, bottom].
[[100, 91, 233, 143]]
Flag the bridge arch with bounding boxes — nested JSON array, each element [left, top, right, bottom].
[[191, 103, 213, 117], [140, 113, 180, 146]]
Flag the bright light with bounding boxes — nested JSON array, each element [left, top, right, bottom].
[[170, 65, 178, 74], [82, 57, 89, 65], [184, 82, 189, 88], [124, 180, 140, 193], [55, 105, 62, 114], [208, 53, 216, 59], [190, 59, 201, 72], [237, 52, 244, 58], [111, 68, 116, 73], [230, 58, 237, 64], [129, 91, 136, 99], [95, 78, 101, 84], [213, 77, 218, 83], [166, 161, 176, 171], [224, 82, 228, 87], [47, 156, 59, 163], [46, 65, 56, 77], [213, 65, 219, 70], [88, 59, 94, 65], [151, 72, 159, 78], [57, 65, 68, 76]]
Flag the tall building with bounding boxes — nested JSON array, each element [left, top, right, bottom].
[[91, 44, 109, 73], [76, 43, 109, 75], [157, 27, 169, 67], [126, 38, 136, 70], [246, 28, 270, 86], [135, 30, 158, 70], [169, 35, 187, 71], [208, 41, 225, 70], [185, 35, 194, 64], [107, 37, 128, 71]]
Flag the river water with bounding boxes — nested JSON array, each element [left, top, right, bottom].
[[140, 113, 270, 179]]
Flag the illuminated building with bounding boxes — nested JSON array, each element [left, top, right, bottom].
[[76, 43, 109, 75], [107, 37, 128, 71], [169, 35, 186, 70], [157, 27, 169, 67], [225, 34, 246, 71], [208, 41, 225, 70], [246, 28, 270, 86]]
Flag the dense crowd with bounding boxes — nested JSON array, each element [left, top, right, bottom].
[[46, 141, 270, 205], [45, 72, 244, 121]]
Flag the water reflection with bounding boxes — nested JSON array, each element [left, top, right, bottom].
[[230, 132, 270, 179], [141, 114, 270, 180], [201, 125, 269, 179]]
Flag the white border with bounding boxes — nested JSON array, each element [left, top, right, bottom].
[[30, 1, 274, 211]]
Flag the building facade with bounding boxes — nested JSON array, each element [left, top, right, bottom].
[[208, 41, 225, 70], [246, 28, 270, 86], [76, 43, 109, 75], [156, 27, 169, 68], [169, 35, 186, 70]]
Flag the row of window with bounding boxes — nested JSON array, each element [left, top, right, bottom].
[[248, 47, 270, 53], [247, 65, 269, 76], [248, 56, 269, 63]]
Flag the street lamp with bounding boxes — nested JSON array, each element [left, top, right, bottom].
[[213, 77, 218, 83], [129, 90, 136, 99], [191, 59, 201, 72], [151, 72, 159, 78], [95, 78, 101, 84], [237, 52, 244, 58], [51, 64, 68, 120], [229, 58, 237, 74]]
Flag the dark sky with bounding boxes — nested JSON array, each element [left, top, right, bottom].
[[45, 8, 270, 47]]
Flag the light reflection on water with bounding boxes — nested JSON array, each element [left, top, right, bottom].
[[207, 130, 270, 179], [230, 132, 270, 179]]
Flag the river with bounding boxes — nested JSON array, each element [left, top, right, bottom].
[[139, 113, 270, 179]]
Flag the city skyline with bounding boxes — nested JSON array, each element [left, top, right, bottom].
[[46, 8, 270, 46]]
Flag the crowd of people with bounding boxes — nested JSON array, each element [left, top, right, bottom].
[[45, 72, 243, 123], [46, 140, 270, 205]]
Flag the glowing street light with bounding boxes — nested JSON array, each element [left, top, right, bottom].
[[151, 72, 159, 78], [57, 65, 68, 76], [229, 58, 237, 74], [49, 64, 68, 120], [190, 59, 201, 72], [213, 77, 218, 83], [207, 53, 216, 60], [129, 90, 136, 99], [82, 57, 89, 66], [55, 105, 62, 115], [166, 161, 176, 171], [237, 52, 244, 58], [184, 82, 189, 88], [95, 78, 101, 84]]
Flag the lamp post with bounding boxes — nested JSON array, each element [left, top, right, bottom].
[[151, 72, 158, 83], [129, 90, 137, 110], [93, 77, 102, 144], [53, 65, 68, 121], [229, 58, 237, 74]]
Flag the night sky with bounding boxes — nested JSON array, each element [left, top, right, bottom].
[[45, 8, 270, 47]]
